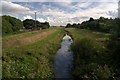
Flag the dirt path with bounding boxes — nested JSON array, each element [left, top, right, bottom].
[[2, 29, 56, 48]]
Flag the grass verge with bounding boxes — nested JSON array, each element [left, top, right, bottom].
[[2, 28, 56, 49], [2, 28, 65, 78]]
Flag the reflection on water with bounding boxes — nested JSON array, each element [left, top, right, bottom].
[[54, 34, 73, 78]]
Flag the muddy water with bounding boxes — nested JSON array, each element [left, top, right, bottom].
[[54, 34, 73, 78]]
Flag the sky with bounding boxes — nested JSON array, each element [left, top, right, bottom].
[[1, 0, 118, 26]]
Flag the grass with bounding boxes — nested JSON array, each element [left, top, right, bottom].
[[65, 28, 112, 79], [2, 28, 65, 78], [66, 28, 110, 45], [2, 28, 56, 49], [81, 29, 110, 36]]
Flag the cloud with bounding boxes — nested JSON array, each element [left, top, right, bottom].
[[23, 15, 33, 20], [37, 18, 46, 22], [1, 1, 118, 26], [71, 17, 81, 22], [2, 0, 118, 2], [40, 2, 117, 26], [23, 15, 46, 23], [1, 1, 35, 16]]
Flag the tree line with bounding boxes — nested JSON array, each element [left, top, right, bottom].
[[66, 17, 117, 33], [23, 19, 50, 29], [2, 15, 50, 34]]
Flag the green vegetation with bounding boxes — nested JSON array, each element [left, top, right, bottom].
[[2, 28, 65, 78], [2, 15, 23, 34], [66, 17, 116, 33], [108, 18, 120, 77], [66, 28, 114, 79], [2, 14, 120, 79], [2, 28, 56, 49], [2, 15, 50, 36], [65, 17, 120, 79], [23, 19, 50, 29], [23, 19, 36, 29]]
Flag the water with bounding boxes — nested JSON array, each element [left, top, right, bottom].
[[54, 34, 73, 78]]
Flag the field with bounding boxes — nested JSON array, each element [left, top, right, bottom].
[[66, 28, 110, 41], [2, 27, 118, 79], [2, 28, 65, 78]]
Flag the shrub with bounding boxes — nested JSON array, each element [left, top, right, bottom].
[[2, 15, 23, 34], [107, 18, 120, 77], [2, 17, 13, 34], [94, 65, 112, 79], [71, 37, 113, 79], [71, 37, 98, 64]]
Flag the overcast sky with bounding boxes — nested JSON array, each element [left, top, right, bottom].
[[1, 1, 118, 26]]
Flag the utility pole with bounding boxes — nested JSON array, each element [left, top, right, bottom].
[[35, 12, 37, 27]]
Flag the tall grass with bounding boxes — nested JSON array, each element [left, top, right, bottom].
[[71, 38, 112, 79], [2, 29, 65, 78], [66, 28, 113, 79], [71, 38, 97, 64], [2, 28, 56, 49]]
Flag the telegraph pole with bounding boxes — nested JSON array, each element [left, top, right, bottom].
[[35, 12, 37, 27]]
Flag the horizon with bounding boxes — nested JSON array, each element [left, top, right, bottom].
[[1, 1, 118, 26]]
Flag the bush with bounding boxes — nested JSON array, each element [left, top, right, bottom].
[[71, 37, 113, 79], [23, 19, 50, 29], [72, 63, 113, 79], [23, 19, 35, 29], [107, 18, 120, 77], [108, 18, 120, 65], [71, 37, 98, 64], [2, 15, 23, 34], [2, 17, 13, 34], [94, 65, 112, 79]]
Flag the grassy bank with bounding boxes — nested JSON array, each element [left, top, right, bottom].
[[65, 28, 113, 79], [2, 28, 57, 49], [2, 28, 65, 78]]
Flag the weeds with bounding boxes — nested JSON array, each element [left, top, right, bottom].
[[2, 28, 65, 78], [66, 28, 114, 79]]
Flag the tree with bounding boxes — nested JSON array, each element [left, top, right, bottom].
[[89, 17, 94, 22], [44, 22, 50, 28], [2, 17, 13, 34], [2, 15, 23, 34], [23, 19, 35, 29], [23, 19, 50, 29], [66, 23, 71, 28], [41, 22, 50, 29], [72, 23, 77, 28]]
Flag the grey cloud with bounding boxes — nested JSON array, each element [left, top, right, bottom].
[[2, 0, 117, 2], [108, 10, 118, 18], [71, 17, 81, 22], [1, 1, 35, 16]]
